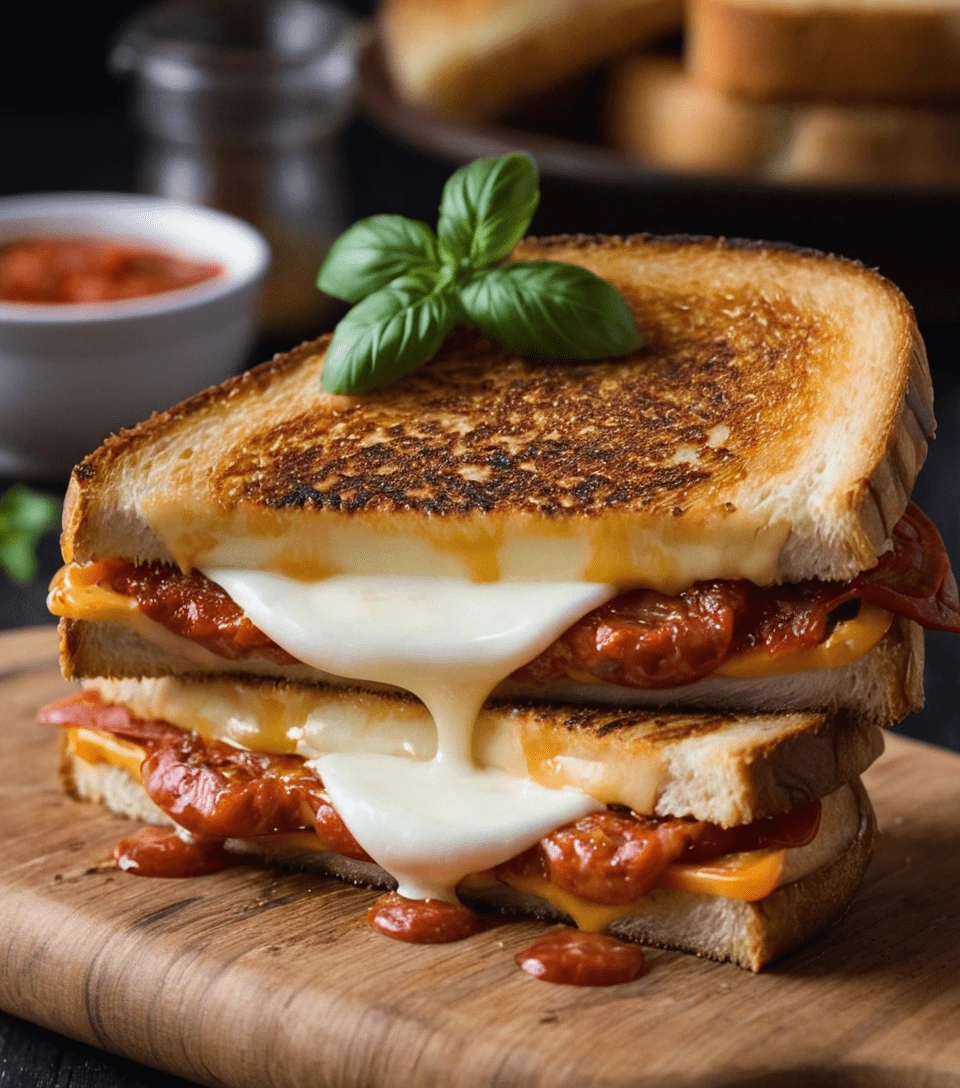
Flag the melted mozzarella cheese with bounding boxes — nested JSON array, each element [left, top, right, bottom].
[[203, 571, 614, 901], [318, 754, 598, 901]]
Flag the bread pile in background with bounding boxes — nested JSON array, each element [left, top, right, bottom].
[[609, 0, 960, 185], [380, 0, 960, 187], [379, 0, 684, 120]]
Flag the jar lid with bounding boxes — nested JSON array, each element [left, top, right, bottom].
[[111, 0, 362, 145]]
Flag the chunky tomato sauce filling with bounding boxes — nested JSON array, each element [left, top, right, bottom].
[[66, 505, 960, 689], [41, 691, 367, 855], [86, 561, 298, 665], [496, 803, 821, 906], [40, 692, 820, 901], [521, 504, 960, 687]]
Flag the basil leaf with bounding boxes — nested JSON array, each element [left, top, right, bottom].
[[437, 153, 539, 269], [0, 484, 59, 584], [0, 534, 38, 583], [460, 262, 643, 361], [321, 276, 457, 394], [317, 215, 441, 303]]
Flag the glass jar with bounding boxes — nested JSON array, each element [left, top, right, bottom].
[[111, 0, 361, 340]]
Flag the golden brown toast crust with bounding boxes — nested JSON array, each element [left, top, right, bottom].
[[61, 234, 933, 585], [71, 235, 876, 518]]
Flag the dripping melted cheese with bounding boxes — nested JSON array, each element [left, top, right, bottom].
[[201, 571, 614, 901]]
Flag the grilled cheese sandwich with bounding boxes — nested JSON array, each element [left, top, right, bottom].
[[42, 233, 957, 974]]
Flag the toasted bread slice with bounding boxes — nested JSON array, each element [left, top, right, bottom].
[[62, 235, 934, 591], [379, 0, 681, 119], [688, 0, 960, 105], [68, 672, 883, 826], [62, 745, 874, 972], [59, 610, 923, 730], [608, 56, 960, 187]]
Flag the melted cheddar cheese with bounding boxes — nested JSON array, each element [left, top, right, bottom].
[[716, 604, 893, 678], [492, 851, 787, 932], [65, 725, 147, 780]]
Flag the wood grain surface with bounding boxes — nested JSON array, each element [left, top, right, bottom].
[[1, 626, 959, 1088]]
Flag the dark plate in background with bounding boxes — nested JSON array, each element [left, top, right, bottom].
[[359, 40, 960, 323]]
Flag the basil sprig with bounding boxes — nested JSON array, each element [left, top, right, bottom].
[[317, 153, 642, 394], [0, 484, 59, 584]]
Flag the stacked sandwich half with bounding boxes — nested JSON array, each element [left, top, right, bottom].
[[41, 234, 959, 970]]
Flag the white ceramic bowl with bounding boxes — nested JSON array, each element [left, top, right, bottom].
[[0, 193, 270, 480]]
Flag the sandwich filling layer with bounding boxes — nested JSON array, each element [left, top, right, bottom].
[[43, 690, 860, 921], [46, 508, 950, 905], [51, 504, 959, 691]]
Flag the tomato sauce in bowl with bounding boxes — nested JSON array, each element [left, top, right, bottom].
[[0, 237, 222, 304]]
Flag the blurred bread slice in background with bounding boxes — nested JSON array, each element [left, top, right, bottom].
[[380, 0, 682, 118], [607, 56, 960, 185], [687, 0, 960, 104]]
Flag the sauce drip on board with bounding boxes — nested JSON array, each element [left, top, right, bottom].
[[516, 930, 646, 987], [0, 238, 221, 304], [367, 892, 484, 944], [113, 826, 237, 878]]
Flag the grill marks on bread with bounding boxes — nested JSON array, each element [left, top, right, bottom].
[[499, 702, 737, 743], [212, 287, 827, 519]]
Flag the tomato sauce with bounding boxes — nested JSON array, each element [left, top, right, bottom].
[[499, 800, 820, 907], [95, 560, 296, 665], [68, 505, 960, 689], [40, 692, 324, 838], [516, 930, 646, 986], [141, 731, 327, 839], [367, 892, 483, 943], [0, 238, 221, 304], [315, 799, 372, 861], [113, 826, 237, 878], [519, 503, 960, 687]]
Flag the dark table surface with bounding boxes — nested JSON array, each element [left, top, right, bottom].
[[1, 109, 959, 1088]]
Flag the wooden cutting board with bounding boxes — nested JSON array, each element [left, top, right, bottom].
[[1, 626, 959, 1088]]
